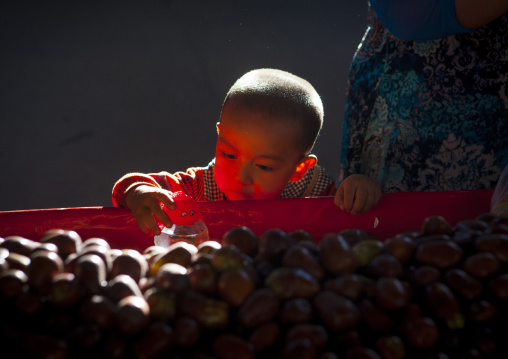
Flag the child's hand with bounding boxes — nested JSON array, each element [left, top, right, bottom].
[[125, 185, 176, 235], [334, 174, 382, 215]]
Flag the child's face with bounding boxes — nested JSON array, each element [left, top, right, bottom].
[[214, 103, 307, 200]]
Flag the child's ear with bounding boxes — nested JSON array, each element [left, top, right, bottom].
[[289, 155, 317, 182], [216, 122, 220, 135]]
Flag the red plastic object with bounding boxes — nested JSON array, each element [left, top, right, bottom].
[[0, 190, 494, 252], [160, 191, 203, 227]]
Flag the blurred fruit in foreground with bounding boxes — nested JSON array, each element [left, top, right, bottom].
[[0, 211, 507, 358]]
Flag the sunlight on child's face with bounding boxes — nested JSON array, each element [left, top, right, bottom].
[[214, 103, 304, 200]]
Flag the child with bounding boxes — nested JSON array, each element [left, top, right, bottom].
[[112, 69, 382, 235]]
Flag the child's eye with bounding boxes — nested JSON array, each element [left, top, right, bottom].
[[222, 152, 237, 160], [257, 164, 274, 172]]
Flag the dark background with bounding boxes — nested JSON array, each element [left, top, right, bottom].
[[0, 1, 368, 211]]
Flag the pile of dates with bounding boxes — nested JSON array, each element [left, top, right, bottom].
[[1, 212, 508, 359]]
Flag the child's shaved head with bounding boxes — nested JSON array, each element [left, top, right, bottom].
[[221, 68, 324, 155]]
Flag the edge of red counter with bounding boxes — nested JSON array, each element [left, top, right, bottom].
[[0, 189, 494, 252]]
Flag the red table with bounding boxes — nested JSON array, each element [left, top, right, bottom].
[[0, 190, 494, 252]]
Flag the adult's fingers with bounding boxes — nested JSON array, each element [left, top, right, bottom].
[[356, 187, 382, 214], [334, 187, 345, 209], [350, 187, 368, 215], [342, 185, 359, 213]]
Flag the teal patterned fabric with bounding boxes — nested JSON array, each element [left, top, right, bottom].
[[341, 6, 508, 192]]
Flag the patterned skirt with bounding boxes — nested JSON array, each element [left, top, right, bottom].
[[341, 7, 508, 192]]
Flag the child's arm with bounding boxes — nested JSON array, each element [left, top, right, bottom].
[[112, 167, 206, 235], [334, 174, 382, 215]]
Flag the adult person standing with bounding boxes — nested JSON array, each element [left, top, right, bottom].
[[340, 1, 508, 193]]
